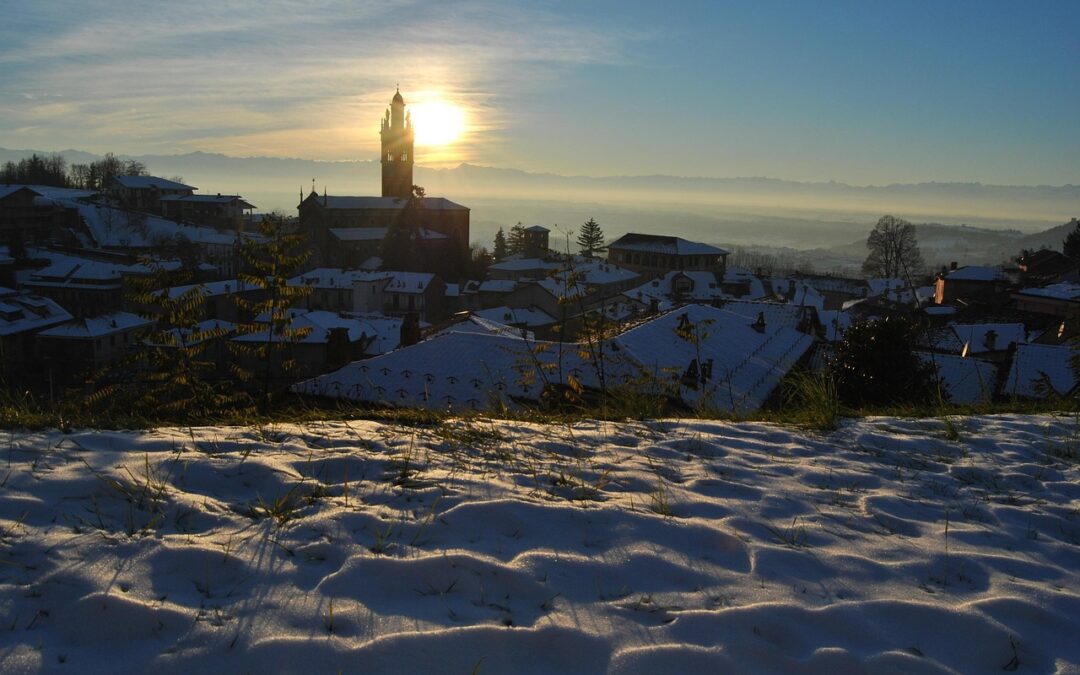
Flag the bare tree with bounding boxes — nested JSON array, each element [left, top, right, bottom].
[[862, 215, 923, 279]]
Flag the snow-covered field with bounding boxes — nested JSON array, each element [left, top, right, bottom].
[[1, 415, 1078, 673]]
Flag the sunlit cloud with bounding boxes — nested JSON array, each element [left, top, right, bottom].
[[0, 1, 636, 165]]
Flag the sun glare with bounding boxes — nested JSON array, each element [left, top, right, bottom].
[[409, 99, 466, 147]]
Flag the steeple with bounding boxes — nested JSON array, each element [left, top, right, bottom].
[[381, 86, 414, 199]]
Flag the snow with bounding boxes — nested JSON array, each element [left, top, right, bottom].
[[1002, 343, 1076, 399], [112, 175, 194, 191], [37, 311, 154, 339], [66, 200, 241, 248], [1, 414, 1078, 672], [474, 305, 557, 328], [1018, 283, 1080, 302], [917, 352, 998, 404], [608, 234, 729, 256], [946, 266, 1005, 282], [0, 292, 72, 336]]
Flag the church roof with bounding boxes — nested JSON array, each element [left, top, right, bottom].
[[392, 89, 404, 104], [307, 195, 468, 211]]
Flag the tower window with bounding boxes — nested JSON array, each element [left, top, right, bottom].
[[401, 153, 408, 161]]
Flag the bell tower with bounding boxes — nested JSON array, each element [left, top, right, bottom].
[[380, 87, 415, 199]]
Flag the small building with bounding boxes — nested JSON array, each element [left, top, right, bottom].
[[110, 176, 195, 213], [1013, 283, 1080, 320], [607, 233, 728, 278], [523, 226, 550, 258], [0, 287, 73, 385], [934, 265, 1008, 305], [38, 311, 154, 379], [159, 194, 255, 229]]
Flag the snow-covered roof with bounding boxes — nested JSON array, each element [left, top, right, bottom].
[[951, 323, 1025, 353], [112, 175, 194, 190], [946, 266, 1005, 282], [290, 268, 436, 294], [0, 246, 13, 266], [0, 185, 41, 200], [608, 233, 729, 257], [330, 227, 447, 242], [164, 279, 254, 299], [309, 195, 467, 211], [474, 306, 557, 327], [488, 258, 561, 273], [1017, 283, 1080, 302], [628, 271, 727, 304], [294, 331, 627, 410], [479, 279, 518, 294], [148, 319, 237, 347], [437, 315, 532, 340], [0, 292, 73, 336], [918, 352, 997, 404], [235, 310, 406, 352], [26, 251, 181, 286], [612, 304, 814, 413], [159, 194, 254, 208], [38, 312, 153, 339], [1002, 343, 1076, 399], [524, 225, 549, 233], [64, 200, 242, 248]]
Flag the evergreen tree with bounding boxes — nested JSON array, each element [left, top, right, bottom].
[[827, 317, 939, 407], [493, 227, 508, 260], [87, 260, 241, 420], [1063, 218, 1080, 260], [232, 214, 313, 409], [506, 222, 527, 256], [576, 218, 605, 258]]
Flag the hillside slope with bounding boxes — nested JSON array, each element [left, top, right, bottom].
[[1, 415, 1078, 672]]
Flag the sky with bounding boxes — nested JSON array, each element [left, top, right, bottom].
[[0, 0, 1077, 186]]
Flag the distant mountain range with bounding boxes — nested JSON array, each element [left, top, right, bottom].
[[3, 147, 1077, 268]]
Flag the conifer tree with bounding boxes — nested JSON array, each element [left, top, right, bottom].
[[1063, 218, 1080, 260], [493, 227, 508, 260], [577, 218, 606, 258], [232, 214, 313, 409], [506, 222, 527, 256]]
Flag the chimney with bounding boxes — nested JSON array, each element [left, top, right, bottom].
[[983, 329, 998, 351], [950, 261, 958, 271], [752, 311, 767, 333]]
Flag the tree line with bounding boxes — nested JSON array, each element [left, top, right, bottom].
[[1, 152, 151, 190]]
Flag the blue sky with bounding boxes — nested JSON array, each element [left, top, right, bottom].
[[0, 1, 1077, 184]]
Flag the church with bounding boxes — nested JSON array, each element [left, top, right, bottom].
[[298, 88, 470, 272]]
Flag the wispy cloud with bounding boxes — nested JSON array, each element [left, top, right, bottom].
[[0, 0, 638, 163]]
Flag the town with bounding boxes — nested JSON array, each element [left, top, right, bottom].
[[1, 89, 1078, 417]]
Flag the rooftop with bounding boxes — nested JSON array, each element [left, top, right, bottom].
[[608, 233, 729, 257]]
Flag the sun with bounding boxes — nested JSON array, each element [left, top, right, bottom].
[[409, 99, 466, 147]]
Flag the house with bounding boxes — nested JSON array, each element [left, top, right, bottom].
[[0, 287, 73, 385], [38, 311, 154, 379], [289, 268, 447, 322], [21, 251, 181, 317], [1013, 283, 1080, 320], [473, 305, 559, 339], [110, 176, 195, 213], [0, 185, 85, 253], [1018, 249, 1080, 285], [607, 233, 728, 278], [487, 257, 561, 282], [934, 265, 1008, 305], [159, 194, 255, 229], [233, 310, 415, 380], [1000, 343, 1075, 399], [294, 304, 815, 415]]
